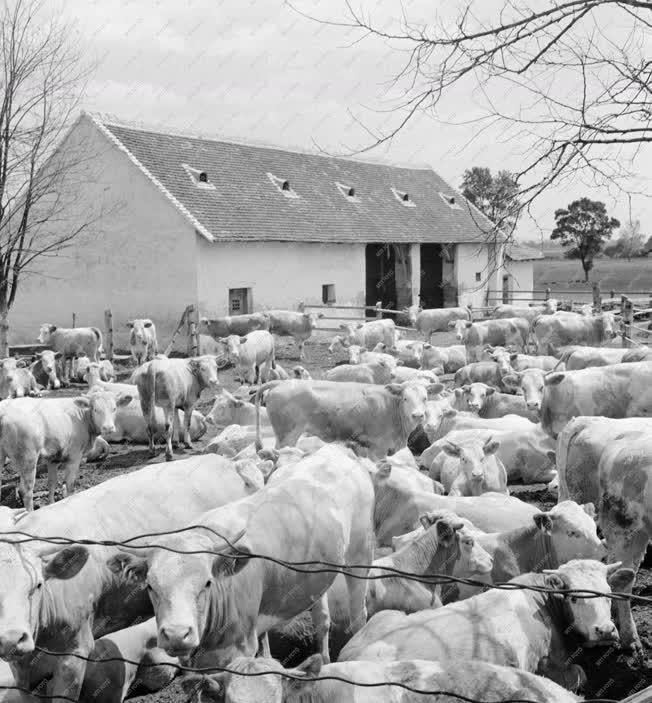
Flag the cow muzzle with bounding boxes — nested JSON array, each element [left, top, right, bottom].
[[158, 624, 199, 655], [0, 629, 34, 658], [100, 423, 117, 436], [587, 623, 620, 646], [467, 403, 481, 412], [471, 470, 484, 480], [526, 401, 541, 411]]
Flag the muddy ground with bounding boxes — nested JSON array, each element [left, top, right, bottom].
[[5, 334, 651, 702]]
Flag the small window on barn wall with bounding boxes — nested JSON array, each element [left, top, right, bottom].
[[439, 192, 462, 210], [267, 172, 300, 199], [181, 163, 217, 190], [475, 272, 482, 282], [391, 187, 416, 207], [335, 182, 361, 203], [322, 284, 336, 304], [228, 288, 253, 315]]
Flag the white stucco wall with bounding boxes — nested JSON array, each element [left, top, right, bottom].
[[504, 259, 534, 297], [455, 242, 490, 308], [9, 115, 198, 350], [196, 240, 366, 328]]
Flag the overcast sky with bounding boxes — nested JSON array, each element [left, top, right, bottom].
[[56, 0, 650, 242]]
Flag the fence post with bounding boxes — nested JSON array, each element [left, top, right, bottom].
[[298, 301, 305, 313], [545, 287, 551, 301], [72, 313, 76, 329], [621, 295, 633, 348], [187, 305, 199, 357], [592, 282, 602, 313], [376, 301, 382, 319], [103, 309, 114, 361]]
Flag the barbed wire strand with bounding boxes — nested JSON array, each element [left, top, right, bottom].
[[1, 529, 649, 603]]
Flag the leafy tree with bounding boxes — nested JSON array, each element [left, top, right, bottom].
[[551, 199, 620, 281], [617, 219, 645, 260], [461, 167, 519, 233]]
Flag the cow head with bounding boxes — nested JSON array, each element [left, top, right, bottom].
[[488, 347, 511, 375], [327, 335, 349, 354], [206, 387, 244, 427], [292, 365, 311, 380], [540, 372, 569, 438], [600, 312, 618, 339], [423, 403, 456, 441], [502, 368, 546, 411], [0, 541, 89, 659], [544, 299, 559, 314], [127, 319, 155, 364], [542, 560, 634, 645], [533, 501, 607, 564], [34, 350, 62, 389], [406, 304, 421, 326], [386, 382, 428, 430], [448, 319, 469, 341], [189, 355, 220, 389], [347, 345, 363, 365], [37, 323, 57, 344], [78, 389, 132, 436], [443, 436, 500, 491], [461, 383, 494, 413]]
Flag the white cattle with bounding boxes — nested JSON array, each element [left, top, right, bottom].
[[508, 352, 562, 373], [453, 361, 505, 389], [501, 367, 549, 412], [408, 304, 472, 341], [126, 319, 158, 364], [532, 312, 618, 355], [348, 345, 398, 370], [73, 356, 115, 383], [450, 318, 530, 362], [266, 310, 323, 359], [560, 345, 631, 370], [422, 406, 534, 444], [0, 358, 39, 399], [206, 387, 269, 429], [0, 390, 132, 509], [30, 350, 62, 390], [389, 367, 439, 385], [387, 340, 423, 368], [325, 359, 393, 385], [335, 319, 397, 351], [200, 313, 270, 339], [420, 343, 466, 373], [492, 299, 557, 322], [37, 324, 103, 384], [456, 382, 539, 421], [224, 330, 275, 384]]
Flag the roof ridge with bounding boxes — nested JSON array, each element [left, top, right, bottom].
[[85, 113, 215, 242], [85, 110, 435, 172]]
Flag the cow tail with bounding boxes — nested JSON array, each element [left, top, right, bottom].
[[92, 327, 104, 356], [255, 380, 281, 451], [555, 418, 583, 501], [147, 361, 157, 431]]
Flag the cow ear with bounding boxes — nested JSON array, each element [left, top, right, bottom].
[[54, 352, 63, 359], [465, 321, 473, 328], [509, 353, 518, 361], [545, 372, 565, 386], [546, 450, 556, 464], [485, 387, 495, 396], [43, 546, 89, 581], [501, 374, 519, 390], [212, 545, 251, 577], [607, 566, 636, 592], [581, 502, 596, 518], [238, 336, 247, 345], [49, 325, 57, 333], [428, 382, 445, 395], [443, 407, 457, 419], [423, 343, 432, 349], [292, 654, 323, 679], [483, 438, 500, 455], [116, 393, 133, 408], [543, 571, 567, 593], [16, 359, 26, 368], [73, 397, 91, 409], [384, 383, 403, 396], [376, 461, 392, 480], [447, 321, 456, 329], [533, 512, 554, 534], [435, 519, 457, 547], [461, 384, 470, 393], [443, 442, 461, 457], [126, 321, 134, 328], [419, 512, 438, 529], [107, 553, 149, 584], [144, 320, 153, 328]]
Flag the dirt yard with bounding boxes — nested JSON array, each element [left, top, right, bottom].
[[6, 335, 651, 703]]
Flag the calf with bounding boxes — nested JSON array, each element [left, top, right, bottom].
[[207, 387, 269, 429], [225, 330, 275, 384], [37, 324, 103, 384], [200, 313, 270, 339], [454, 361, 505, 389], [387, 340, 423, 368], [502, 367, 548, 412], [450, 318, 529, 362], [509, 352, 562, 372], [134, 355, 220, 460], [325, 359, 393, 385], [420, 343, 466, 372], [266, 310, 322, 360], [423, 405, 533, 444], [457, 382, 539, 421], [30, 350, 62, 390], [492, 299, 557, 322], [561, 345, 631, 370], [0, 390, 132, 509], [348, 345, 398, 369], [532, 312, 618, 355], [337, 318, 397, 350], [127, 319, 158, 364], [73, 356, 115, 383], [292, 365, 312, 380], [0, 358, 40, 399], [408, 304, 472, 341]]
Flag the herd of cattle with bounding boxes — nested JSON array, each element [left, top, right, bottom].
[[0, 301, 649, 703]]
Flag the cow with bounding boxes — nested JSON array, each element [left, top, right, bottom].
[[133, 355, 220, 460], [407, 304, 472, 341], [206, 387, 269, 429], [450, 318, 530, 362], [456, 382, 539, 421], [224, 330, 275, 384], [267, 363, 289, 380], [325, 359, 393, 385], [509, 352, 562, 372], [501, 367, 549, 412], [561, 345, 631, 370], [80, 618, 178, 703], [555, 416, 652, 652], [622, 347, 652, 363], [200, 313, 270, 339], [336, 319, 397, 351], [532, 312, 618, 355], [0, 358, 39, 399], [492, 299, 557, 322], [37, 324, 103, 384], [73, 356, 115, 383], [338, 559, 634, 691], [180, 656, 581, 703], [0, 389, 132, 509], [430, 435, 507, 496], [126, 319, 158, 364], [422, 405, 534, 444], [387, 340, 423, 368], [30, 350, 62, 390], [0, 454, 262, 703], [109, 444, 375, 667], [292, 365, 312, 380], [347, 345, 398, 370], [420, 343, 466, 373], [266, 310, 323, 360], [87, 364, 138, 395], [204, 425, 276, 459], [389, 367, 440, 385], [372, 462, 538, 545], [454, 361, 505, 389], [540, 361, 652, 439]]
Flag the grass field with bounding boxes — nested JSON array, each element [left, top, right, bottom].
[[534, 257, 652, 301]]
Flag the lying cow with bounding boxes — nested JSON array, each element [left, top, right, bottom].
[[326, 358, 393, 385], [37, 323, 103, 384], [0, 358, 39, 399], [560, 345, 631, 370], [420, 343, 466, 373], [456, 382, 539, 421], [0, 455, 262, 702], [450, 318, 529, 362], [390, 367, 440, 385], [507, 352, 562, 373], [266, 310, 322, 360], [30, 350, 62, 390], [540, 361, 652, 438], [126, 318, 158, 364], [224, 330, 275, 384], [532, 311, 618, 355], [203, 424, 275, 459], [492, 299, 557, 322], [73, 355, 115, 383], [501, 367, 549, 412], [200, 312, 270, 339], [110, 444, 374, 666], [423, 405, 534, 444], [407, 304, 472, 341], [387, 340, 423, 368], [0, 389, 131, 509], [338, 559, 633, 691], [133, 355, 220, 460], [207, 386, 269, 429], [454, 361, 505, 389], [255, 379, 430, 460], [181, 655, 581, 703], [348, 344, 398, 369], [336, 318, 397, 350]]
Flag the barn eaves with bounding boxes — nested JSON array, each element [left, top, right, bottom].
[[182, 163, 216, 190], [335, 182, 360, 203], [391, 187, 416, 208], [267, 172, 300, 199], [439, 192, 462, 210]]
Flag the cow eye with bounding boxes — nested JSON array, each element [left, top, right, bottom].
[[204, 579, 212, 589], [570, 596, 578, 604]]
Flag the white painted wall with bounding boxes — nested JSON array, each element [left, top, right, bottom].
[[9, 115, 198, 349], [196, 240, 366, 328], [504, 259, 534, 299], [455, 242, 490, 308]]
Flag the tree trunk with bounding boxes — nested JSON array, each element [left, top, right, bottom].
[[0, 307, 8, 359]]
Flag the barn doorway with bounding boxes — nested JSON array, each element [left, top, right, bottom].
[[365, 244, 397, 319], [419, 244, 444, 309]]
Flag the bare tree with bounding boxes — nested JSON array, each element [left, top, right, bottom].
[[0, 0, 100, 356], [296, 1, 650, 236]]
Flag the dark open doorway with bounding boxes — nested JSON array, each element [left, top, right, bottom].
[[365, 244, 397, 318], [420, 244, 444, 309]]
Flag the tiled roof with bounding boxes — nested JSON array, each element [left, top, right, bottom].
[[89, 113, 495, 245], [506, 244, 544, 261]]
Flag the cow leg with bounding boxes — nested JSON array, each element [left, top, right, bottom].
[[297, 340, 305, 360], [182, 406, 193, 449], [345, 572, 369, 638], [46, 461, 59, 504], [61, 455, 82, 498], [310, 593, 331, 664], [47, 619, 93, 703], [164, 407, 174, 462], [0, 446, 5, 499], [256, 633, 271, 658], [171, 409, 181, 448], [18, 453, 39, 511]]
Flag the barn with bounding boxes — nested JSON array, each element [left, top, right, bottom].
[[500, 244, 544, 303], [10, 112, 502, 348]]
